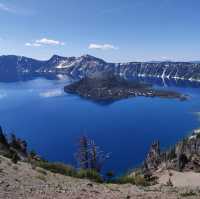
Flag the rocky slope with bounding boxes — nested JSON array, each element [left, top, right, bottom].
[[143, 129, 200, 173], [1, 155, 200, 199], [1, 54, 200, 82], [1, 126, 200, 198]]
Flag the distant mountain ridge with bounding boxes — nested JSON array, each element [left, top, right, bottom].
[[0, 54, 200, 82]]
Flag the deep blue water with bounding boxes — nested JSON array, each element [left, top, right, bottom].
[[0, 78, 200, 174]]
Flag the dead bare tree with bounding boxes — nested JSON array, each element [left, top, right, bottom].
[[76, 136, 110, 172], [76, 136, 90, 169]]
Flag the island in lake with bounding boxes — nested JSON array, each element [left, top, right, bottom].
[[64, 76, 187, 102]]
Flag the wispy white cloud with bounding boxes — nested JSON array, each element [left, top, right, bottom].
[[36, 38, 65, 46], [25, 42, 41, 47], [0, 3, 15, 13], [25, 38, 65, 47], [88, 43, 119, 50], [0, 3, 35, 15]]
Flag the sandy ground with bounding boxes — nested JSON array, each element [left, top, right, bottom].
[[157, 170, 200, 187], [0, 155, 200, 199]]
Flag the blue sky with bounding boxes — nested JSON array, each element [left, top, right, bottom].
[[0, 0, 200, 62]]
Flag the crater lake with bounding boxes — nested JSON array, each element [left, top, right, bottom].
[[0, 77, 200, 174]]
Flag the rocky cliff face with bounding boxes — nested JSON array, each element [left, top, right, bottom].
[[143, 129, 200, 173], [0, 126, 29, 161], [1, 54, 200, 82], [143, 141, 162, 171], [0, 127, 10, 156]]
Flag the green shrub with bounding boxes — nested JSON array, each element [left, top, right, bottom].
[[106, 171, 115, 182], [36, 161, 77, 177], [196, 133, 200, 139], [30, 150, 37, 158], [134, 174, 148, 186], [3, 153, 13, 159], [77, 169, 103, 183], [36, 174, 46, 182], [180, 191, 197, 197], [114, 173, 150, 186], [11, 152, 20, 164], [114, 175, 135, 184], [36, 161, 103, 183], [36, 167, 48, 175]]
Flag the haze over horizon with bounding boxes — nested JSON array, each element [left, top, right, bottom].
[[1, 0, 200, 62]]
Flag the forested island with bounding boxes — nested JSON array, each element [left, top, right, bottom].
[[64, 76, 188, 102]]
